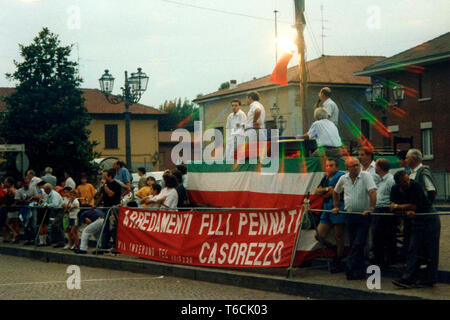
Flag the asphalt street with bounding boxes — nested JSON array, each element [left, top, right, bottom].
[[0, 254, 308, 300]]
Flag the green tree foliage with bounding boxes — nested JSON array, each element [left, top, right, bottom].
[[0, 28, 99, 179], [218, 81, 230, 90], [158, 98, 199, 131]]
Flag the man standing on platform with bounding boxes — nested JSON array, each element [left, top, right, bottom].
[[317, 87, 339, 126], [332, 157, 377, 280], [225, 100, 247, 162]]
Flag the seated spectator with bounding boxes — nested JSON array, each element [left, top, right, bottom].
[[137, 167, 147, 189], [142, 184, 162, 208], [298, 107, 342, 158], [147, 174, 178, 210], [136, 176, 156, 203], [314, 159, 346, 273], [390, 170, 441, 288], [75, 209, 105, 254], [76, 175, 96, 207]]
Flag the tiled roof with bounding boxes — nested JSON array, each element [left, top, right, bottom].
[[356, 32, 450, 75], [194, 55, 385, 102], [0, 87, 165, 115]]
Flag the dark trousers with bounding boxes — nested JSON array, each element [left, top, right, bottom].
[[49, 209, 65, 245], [372, 208, 398, 267], [402, 215, 441, 284], [400, 219, 412, 261], [100, 208, 118, 249], [346, 216, 371, 277]]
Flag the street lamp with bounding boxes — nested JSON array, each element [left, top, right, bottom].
[[270, 102, 280, 124], [366, 82, 388, 147], [99, 68, 149, 169], [277, 115, 287, 136], [392, 85, 405, 107]]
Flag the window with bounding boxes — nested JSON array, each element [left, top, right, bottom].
[[421, 122, 433, 159], [105, 124, 118, 149], [361, 119, 370, 140], [419, 71, 432, 100]]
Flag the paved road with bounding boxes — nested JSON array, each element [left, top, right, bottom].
[[0, 254, 308, 300]]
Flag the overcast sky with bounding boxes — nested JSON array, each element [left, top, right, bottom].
[[0, 0, 449, 108]]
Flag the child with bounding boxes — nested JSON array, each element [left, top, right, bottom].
[[63, 190, 80, 250], [142, 183, 162, 208]]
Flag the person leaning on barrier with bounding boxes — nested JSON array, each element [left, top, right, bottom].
[[172, 169, 188, 208], [75, 208, 106, 254], [406, 149, 437, 204], [332, 157, 377, 280], [99, 169, 122, 253], [358, 146, 380, 184], [390, 170, 441, 289], [314, 158, 346, 273], [42, 183, 65, 248], [371, 158, 397, 268], [397, 150, 411, 174], [4, 177, 20, 244], [299, 107, 342, 158], [14, 177, 38, 245]]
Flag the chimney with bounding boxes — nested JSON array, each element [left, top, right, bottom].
[[230, 80, 237, 89]]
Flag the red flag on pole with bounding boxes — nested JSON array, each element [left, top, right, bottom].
[[270, 52, 294, 86]]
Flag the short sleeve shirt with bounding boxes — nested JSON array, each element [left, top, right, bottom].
[[103, 180, 122, 207], [322, 98, 339, 126], [390, 181, 431, 214], [334, 171, 377, 212], [307, 119, 342, 147]]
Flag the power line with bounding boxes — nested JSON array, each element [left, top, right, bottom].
[[160, 0, 292, 24]]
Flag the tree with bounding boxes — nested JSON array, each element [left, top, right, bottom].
[[218, 81, 230, 90], [158, 98, 199, 131], [0, 28, 98, 180]]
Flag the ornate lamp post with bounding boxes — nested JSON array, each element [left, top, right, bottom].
[[277, 115, 287, 136], [99, 68, 149, 169], [392, 84, 405, 107], [366, 83, 389, 147]]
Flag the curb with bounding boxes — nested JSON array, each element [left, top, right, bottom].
[[0, 245, 430, 300]]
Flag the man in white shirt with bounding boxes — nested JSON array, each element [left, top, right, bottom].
[[245, 91, 265, 130], [317, 87, 339, 126], [26, 170, 42, 191], [332, 157, 377, 280], [359, 147, 380, 184], [42, 183, 65, 248], [406, 149, 436, 202], [371, 158, 397, 267], [225, 100, 247, 162], [64, 172, 76, 190], [299, 107, 342, 158]]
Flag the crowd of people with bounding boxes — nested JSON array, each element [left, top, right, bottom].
[[0, 160, 189, 255], [0, 87, 443, 290], [312, 148, 441, 289]]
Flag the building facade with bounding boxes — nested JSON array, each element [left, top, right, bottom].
[[0, 88, 166, 172], [193, 55, 385, 151]]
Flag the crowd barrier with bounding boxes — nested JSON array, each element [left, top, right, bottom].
[[1, 203, 448, 279]]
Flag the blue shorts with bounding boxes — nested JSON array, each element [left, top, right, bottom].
[[320, 211, 346, 225], [69, 218, 78, 227]]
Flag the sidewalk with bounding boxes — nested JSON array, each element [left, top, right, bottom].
[[0, 242, 448, 300]]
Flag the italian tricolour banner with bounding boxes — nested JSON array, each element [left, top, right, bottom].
[[117, 206, 305, 268]]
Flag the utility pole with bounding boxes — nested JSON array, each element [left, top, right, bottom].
[[294, 0, 307, 133], [321, 4, 326, 56], [274, 9, 279, 129]]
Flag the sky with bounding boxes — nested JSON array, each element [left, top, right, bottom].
[[0, 0, 449, 108]]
